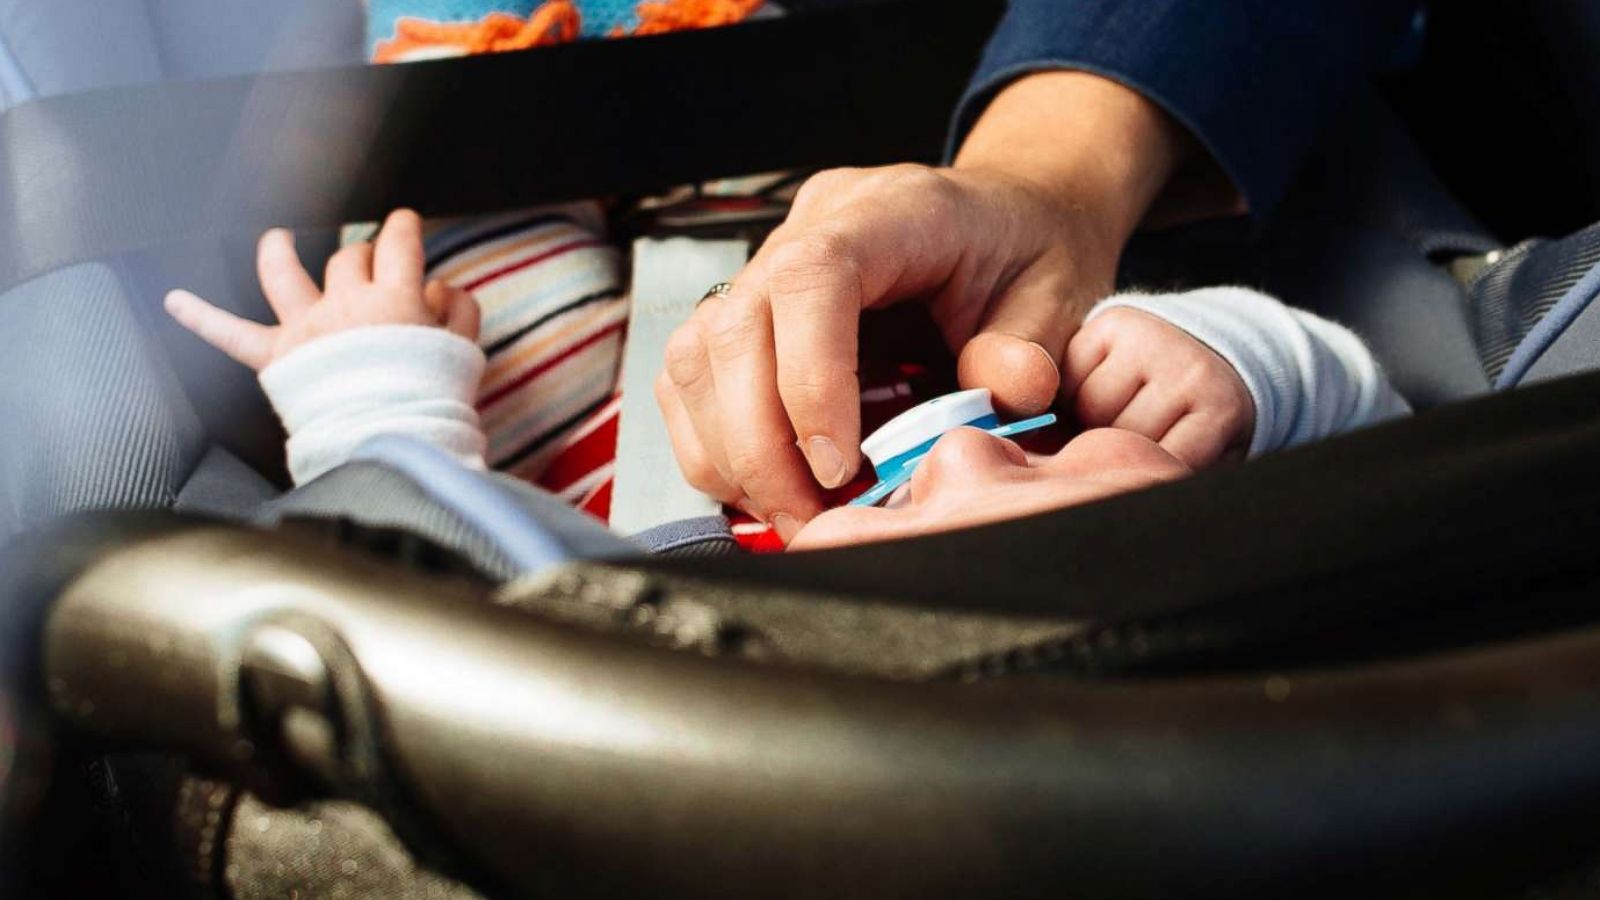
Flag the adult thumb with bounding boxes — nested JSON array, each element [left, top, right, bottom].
[[954, 271, 1088, 416]]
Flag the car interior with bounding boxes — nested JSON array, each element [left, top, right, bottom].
[[5, 0, 1600, 897]]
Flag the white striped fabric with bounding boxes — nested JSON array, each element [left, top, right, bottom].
[[422, 202, 628, 482]]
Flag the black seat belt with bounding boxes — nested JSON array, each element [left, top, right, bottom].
[[0, 0, 1002, 294]]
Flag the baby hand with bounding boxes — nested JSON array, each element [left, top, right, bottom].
[[165, 209, 480, 371], [1064, 306, 1253, 468]]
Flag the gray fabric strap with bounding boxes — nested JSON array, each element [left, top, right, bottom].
[[173, 446, 280, 520], [629, 515, 739, 558], [1517, 288, 1600, 386], [260, 460, 640, 581], [1476, 221, 1600, 387], [610, 238, 748, 536]]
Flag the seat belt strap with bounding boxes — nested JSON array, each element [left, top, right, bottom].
[[610, 237, 749, 535]]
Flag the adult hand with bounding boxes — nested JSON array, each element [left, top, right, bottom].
[[657, 72, 1206, 542]]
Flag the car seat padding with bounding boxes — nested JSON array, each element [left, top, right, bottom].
[[0, 0, 1001, 298], [0, 263, 207, 537]]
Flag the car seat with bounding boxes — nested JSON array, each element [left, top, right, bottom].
[[0, 0, 368, 538], [8, 1, 1600, 898]]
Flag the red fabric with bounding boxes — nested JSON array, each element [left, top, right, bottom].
[[538, 399, 621, 494], [578, 477, 613, 520]]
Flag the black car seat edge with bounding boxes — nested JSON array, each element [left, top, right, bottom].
[[11, 511, 1600, 900]]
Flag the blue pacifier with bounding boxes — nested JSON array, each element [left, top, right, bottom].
[[849, 388, 1057, 507]]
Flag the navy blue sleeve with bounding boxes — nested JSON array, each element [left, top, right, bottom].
[[952, 0, 1420, 223]]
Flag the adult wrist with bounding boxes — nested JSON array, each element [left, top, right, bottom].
[[953, 69, 1194, 252]]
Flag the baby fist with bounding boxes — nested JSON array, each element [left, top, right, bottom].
[[1064, 306, 1254, 469]]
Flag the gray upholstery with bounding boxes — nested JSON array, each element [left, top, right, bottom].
[[1271, 227, 1493, 409], [1123, 98, 1498, 410], [0, 263, 206, 537], [0, 0, 362, 539], [1257, 98, 1497, 408], [0, 232, 309, 539], [142, 0, 363, 80], [173, 446, 281, 520], [0, 0, 360, 112], [0, 1, 161, 108]]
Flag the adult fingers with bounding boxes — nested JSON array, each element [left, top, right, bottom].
[[256, 229, 320, 320], [763, 234, 864, 489], [325, 241, 375, 292], [662, 317, 738, 496], [698, 291, 823, 535], [164, 289, 276, 371], [654, 370, 740, 504], [374, 209, 426, 289], [760, 169, 970, 487], [957, 331, 1065, 418], [955, 264, 1083, 416]]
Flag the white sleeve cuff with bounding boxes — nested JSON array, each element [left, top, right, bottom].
[[259, 325, 488, 485], [1088, 287, 1410, 456]]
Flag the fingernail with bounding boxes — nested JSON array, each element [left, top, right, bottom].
[[801, 436, 849, 489], [1021, 337, 1061, 377], [771, 513, 801, 544]]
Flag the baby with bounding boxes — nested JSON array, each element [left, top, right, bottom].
[[165, 211, 1409, 549]]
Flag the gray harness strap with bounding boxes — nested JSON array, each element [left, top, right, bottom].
[[1517, 281, 1600, 386], [610, 237, 748, 537], [1477, 221, 1600, 387]]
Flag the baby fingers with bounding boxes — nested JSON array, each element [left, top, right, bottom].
[[1158, 412, 1239, 470], [374, 209, 426, 289], [256, 229, 320, 319], [426, 281, 481, 341], [164, 289, 276, 371], [325, 241, 375, 293], [1110, 384, 1189, 440], [1071, 356, 1143, 427]]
